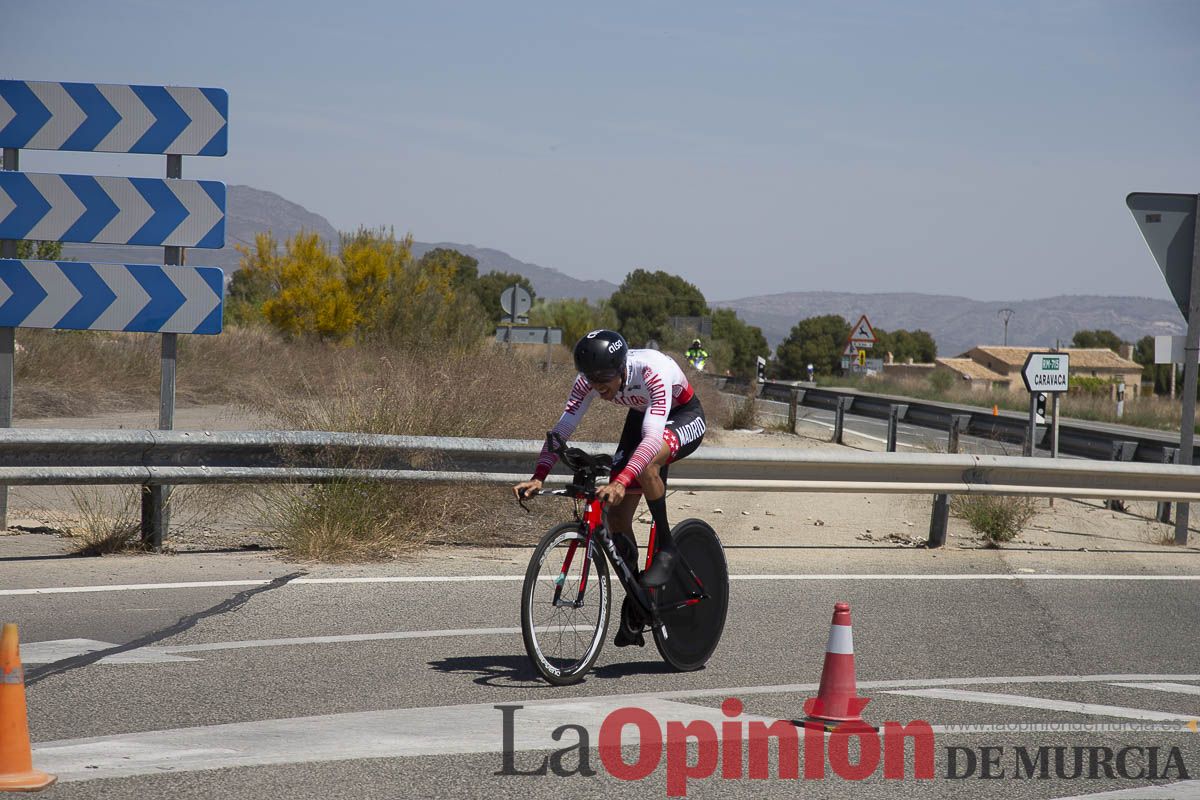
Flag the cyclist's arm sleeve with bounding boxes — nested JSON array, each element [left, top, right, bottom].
[[532, 375, 595, 481], [612, 371, 670, 487]]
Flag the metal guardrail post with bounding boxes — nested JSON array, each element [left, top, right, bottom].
[[1105, 440, 1138, 512], [886, 404, 909, 452], [927, 415, 971, 548], [787, 388, 801, 434], [833, 397, 852, 444], [1157, 448, 1179, 523]]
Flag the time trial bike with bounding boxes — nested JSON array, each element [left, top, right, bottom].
[[518, 432, 729, 685]]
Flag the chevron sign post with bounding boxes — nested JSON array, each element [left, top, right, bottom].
[[0, 171, 224, 248], [0, 260, 222, 335], [0, 78, 230, 545], [0, 80, 227, 156]]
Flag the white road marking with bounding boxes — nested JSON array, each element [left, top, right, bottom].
[[1109, 681, 1200, 696], [20, 638, 197, 664], [1052, 780, 1200, 799], [31, 684, 1200, 784], [5, 573, 1200, 596], [23, 627, 595, 665], [34, 697, 778, 783], [884, 688, 1197, 722]]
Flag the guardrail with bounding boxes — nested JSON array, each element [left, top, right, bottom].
[[2, 428, 1198, 548], [735, 379, 1198, 464]]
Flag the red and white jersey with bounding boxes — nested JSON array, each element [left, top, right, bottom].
[[532, 349, 694, 487]]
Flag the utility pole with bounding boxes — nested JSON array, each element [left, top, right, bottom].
[[998, 308, 1015, 346]]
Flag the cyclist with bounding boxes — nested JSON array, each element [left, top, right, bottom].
[[685, 339, 708, 370], [513, 330, 706, 642]]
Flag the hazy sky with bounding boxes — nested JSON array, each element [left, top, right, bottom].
[[6, 1, 1199, 303]]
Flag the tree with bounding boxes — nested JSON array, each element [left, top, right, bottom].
[[341, 227, 412, 334], [1133, 335, 1172, 395], [1071, 329, 1124, 351], [711, 308, 769, 377], [529, 297, 617, 346], [874, 328, 937, 363], [608, 269, 707, 346], [416, 248, 479, 292], [475, 271, 536, 324], [225, 232, 283, 326], [15, 240, 63, 260], [775, 314, 851, 378], [262, 231, 358, 340]]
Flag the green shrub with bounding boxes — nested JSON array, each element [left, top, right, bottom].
[[951, 494, 1037, 544]]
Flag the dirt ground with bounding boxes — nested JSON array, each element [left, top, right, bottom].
[[2, 403, 1197, 562]]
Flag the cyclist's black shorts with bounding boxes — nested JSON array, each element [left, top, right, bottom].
[[611, 394, 705, 493]]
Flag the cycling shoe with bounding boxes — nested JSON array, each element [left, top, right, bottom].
[[614, 596, 646, 648], [639, 547, 677, 589]]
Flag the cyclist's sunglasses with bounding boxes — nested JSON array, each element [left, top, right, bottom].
[[585, 369, 622, 384]]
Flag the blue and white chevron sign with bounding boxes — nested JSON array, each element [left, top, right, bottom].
[[0, 260, 223, 334], [0, 172, 225, 248], [0, 80, 227, 156]]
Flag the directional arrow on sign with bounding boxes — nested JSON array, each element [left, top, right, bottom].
[[0, 172, 225, 248], [0, 80, 228, 156], [0, 260, 224, 334]]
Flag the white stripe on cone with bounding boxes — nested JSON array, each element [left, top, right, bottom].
[[826, 624, 853, 655]]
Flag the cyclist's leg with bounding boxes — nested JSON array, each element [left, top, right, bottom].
[[608, 407, 647, 572], [637, 444, 677, 587], [639, 397, 707, 587], [605, 494, 640, 572]]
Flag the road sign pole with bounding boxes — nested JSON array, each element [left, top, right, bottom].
[[0, 147, 17, 532], [1024, 393, 1037, 457], [143, 154, 184, 550], [1051, 393, 1060, 459], [1173, 193, 1200, 546]]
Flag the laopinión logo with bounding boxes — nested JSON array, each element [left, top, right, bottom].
[[495, 700, 1196, 797], [496, 696, 935, 797]]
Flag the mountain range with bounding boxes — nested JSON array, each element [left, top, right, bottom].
[[60, 185, 1185, 357]]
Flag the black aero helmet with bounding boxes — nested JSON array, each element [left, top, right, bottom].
[[574, 329, 628, 381]]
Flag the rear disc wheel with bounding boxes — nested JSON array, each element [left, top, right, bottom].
[[651, 519, 729, 672]]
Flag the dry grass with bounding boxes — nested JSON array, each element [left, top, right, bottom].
[[41, 484, 244, 555], [243, 340, 635, 559], [57, 486, 144, 555], [14, 326, 726, 560]]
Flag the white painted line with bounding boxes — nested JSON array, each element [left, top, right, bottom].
[[24, 627, 596, 665], [1110, 681, 1200, 696], [1052, 780, 1200, 799], [731, 574, 1200, 581], [158, 626, 590, 654], [641, 673, 1200, 704], [20, 639, 198, 664], [34, 697, 778, 783], [884, 688, 1198, 722], [31, 687, 1200, 785], [5, 573, 1200, 596]]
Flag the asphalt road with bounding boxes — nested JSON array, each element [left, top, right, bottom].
[[3, 546, 1199, 799], [758, 398, 1065, 457]]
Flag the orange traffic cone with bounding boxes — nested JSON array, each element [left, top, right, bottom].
[[992, 404, 999, 416], [0, 623, 56, 792], [802, 602, 869, 728]]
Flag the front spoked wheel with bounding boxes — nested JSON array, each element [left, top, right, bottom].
[[521, 523, 611, 685], [652, 519, 729, 672]]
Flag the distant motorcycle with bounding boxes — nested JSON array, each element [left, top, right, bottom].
[[688, 355, 707, 372]]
